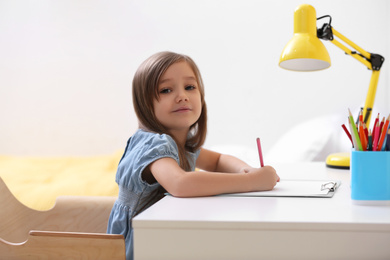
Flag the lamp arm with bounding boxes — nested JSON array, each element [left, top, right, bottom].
[[363, 70, 381, 125], [317, 24, 385, 126]]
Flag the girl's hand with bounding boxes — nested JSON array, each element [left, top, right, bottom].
[[244, 166, 280, 191]]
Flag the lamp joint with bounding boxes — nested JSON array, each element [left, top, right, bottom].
[[370, 53, 385, 71], [317, 23, 333, 41], [317, 15, 333, 41]]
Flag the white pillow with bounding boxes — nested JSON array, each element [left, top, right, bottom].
[[266, 114, 345, 163]]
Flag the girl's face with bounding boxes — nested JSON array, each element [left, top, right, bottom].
[[154, 61, 202, 135]]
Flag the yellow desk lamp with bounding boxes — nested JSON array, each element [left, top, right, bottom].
[[279, 4, 384, 169]]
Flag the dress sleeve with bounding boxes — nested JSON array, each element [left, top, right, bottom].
[[115, 131, 180, 188]]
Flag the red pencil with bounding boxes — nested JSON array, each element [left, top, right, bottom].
[[256, 137, 264, 167], [373, 121, 380, 151], [379, 117, 385, 139], [372, 113, 379, 138], [377, 114, 390, 151], [341, 124, 353, 146]]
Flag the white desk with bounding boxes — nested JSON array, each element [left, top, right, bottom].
[[133, 162, 390, 260]]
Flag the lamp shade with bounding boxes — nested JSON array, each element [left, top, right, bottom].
[[279, 4, 331, 71]]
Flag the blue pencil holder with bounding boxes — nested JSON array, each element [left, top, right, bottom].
[[350, 150, 390, 204]]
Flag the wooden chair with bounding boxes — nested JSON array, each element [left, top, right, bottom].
[[1, 231, 125, 260], [0, 177, 125, 259]]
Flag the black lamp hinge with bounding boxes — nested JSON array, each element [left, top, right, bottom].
[[369, 53, 384, 71], [317, 23, 334, 41]]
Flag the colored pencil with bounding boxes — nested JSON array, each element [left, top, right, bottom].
[[363, 122, 369, 140], [386, 129, 390, 151], [348, 119, 354, 148], [382, 136, 387, 151], [343, 110, 390, 152], [341, 124, 353, 146], [373, 121, 380, 151], [349, 109, 363, 151], [372, 113, 379, 138], [379, 117, 385, 139], [359, 109, 363, 124], [356, 108, 363, 126], [377, 114, 390, 151], [367, 130, 373, 151], [381, 123, 390, 151], [359, 123, 367, 151], [348, 119, 358, 150], [256, 137, 264, 167], [383, 124, 390, 151]]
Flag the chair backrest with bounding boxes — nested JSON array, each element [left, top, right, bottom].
[[0, 177, 125, 259]]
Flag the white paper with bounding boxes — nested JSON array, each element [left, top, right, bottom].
[[221, 179, 341, 198]]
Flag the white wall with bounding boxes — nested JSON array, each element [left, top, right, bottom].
[[0, 0, 389, 158]]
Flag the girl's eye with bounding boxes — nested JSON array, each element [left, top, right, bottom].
[[159, 88, 171, 94], [185, 85, 196, 90]]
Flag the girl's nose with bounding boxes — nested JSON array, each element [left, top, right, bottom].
[[176, 90, 189, 102]]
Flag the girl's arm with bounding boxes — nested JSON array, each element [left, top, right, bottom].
[[196, 148, 252, 173], [148, 152, 279, 198]]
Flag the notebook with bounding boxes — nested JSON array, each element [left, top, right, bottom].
[[220, 179, 341, 198]]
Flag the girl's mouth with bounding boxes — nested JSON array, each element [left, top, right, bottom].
[[173, 107, 191, 113]]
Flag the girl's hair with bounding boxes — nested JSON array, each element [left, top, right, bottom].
[[132, 51, 207, 170]]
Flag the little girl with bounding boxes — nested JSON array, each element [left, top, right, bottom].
[[107, 51, 279, 260]]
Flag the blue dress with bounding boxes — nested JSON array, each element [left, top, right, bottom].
[[107, 129, 200, 260]]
